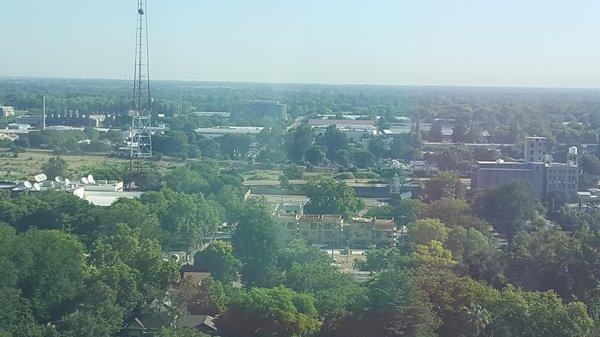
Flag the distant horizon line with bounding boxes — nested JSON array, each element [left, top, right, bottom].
[[2, 75, 600, 91]]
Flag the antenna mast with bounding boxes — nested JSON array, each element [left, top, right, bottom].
[[130, 0, 152, 172], [42, 95, 46, 131]]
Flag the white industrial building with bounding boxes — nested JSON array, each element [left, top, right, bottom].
[[3, 175, 141, 207], [195, 126, 265, 139], [308, 119, 377, 142]]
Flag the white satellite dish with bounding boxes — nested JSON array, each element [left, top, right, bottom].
[[34, 174, 44, 183], [40, 174, 47, 181], [55, 176, 64, 183], [64, 179, 71, 185], [33, 183, 41, 191], [81, 177, 89, 184], [24, 181, 33, 189], [87, 175, 95, 184]]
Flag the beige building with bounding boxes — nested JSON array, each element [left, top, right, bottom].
[[276, 213, 300, 243], [275, 208, 397, 248], [275, 213, 344, 247], [347, 217, 397, 248], [298, 214, 344, 246]]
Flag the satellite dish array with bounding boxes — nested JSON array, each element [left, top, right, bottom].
[[16, 174, 96, 192], [79, 175, 96, 185], [18, 175, 45, 191]]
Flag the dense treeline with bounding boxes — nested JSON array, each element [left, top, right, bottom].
[[203, 181, 598, 337], [7, 78, 600, 173], [2, 78, 600, 336], [1, 168, 599, 336], [0, 159, 246, 336], [6, 78, 600, 130], [0, 160, 243, 250]]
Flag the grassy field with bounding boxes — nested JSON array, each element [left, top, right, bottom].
[[0, 149, 129, 180]]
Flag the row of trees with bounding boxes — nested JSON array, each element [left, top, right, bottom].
[[283, 124, 422, 168]]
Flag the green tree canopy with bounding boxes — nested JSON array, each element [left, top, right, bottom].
[[194, 241, 241, 283], [504, 227, 599, 306], [422, 171, 465, 202], [304, 177, 364, 218], [408, 218, 449, 245], [41, 156, 69, 179], [284, 124, 314, 164], [231, 198, 282, 287], [475, 181, 537, 235], [216, 286, 319, 337]]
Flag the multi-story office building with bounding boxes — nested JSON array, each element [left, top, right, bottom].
[[471, 137, 578, 200], [524, 136, 548, 163]]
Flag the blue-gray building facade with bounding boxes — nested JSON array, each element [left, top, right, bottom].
[[471, 137, 578, 200]]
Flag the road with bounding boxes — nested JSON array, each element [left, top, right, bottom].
[[286, 115, 306, 132]]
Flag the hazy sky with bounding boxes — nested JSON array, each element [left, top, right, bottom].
[[2, 0, 600, 87]]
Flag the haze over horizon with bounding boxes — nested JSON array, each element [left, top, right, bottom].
[[3, 0, 600, 88]]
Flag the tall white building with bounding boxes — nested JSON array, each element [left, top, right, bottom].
[[524, 136, 547, 163], [0, 106, 15, 117]]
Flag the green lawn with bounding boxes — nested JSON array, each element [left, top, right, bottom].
[[0, 149, 129, 180]]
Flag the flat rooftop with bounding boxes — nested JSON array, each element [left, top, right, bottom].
[[195, 126, 264, 134], [308, 119, 374, 126], [84, 191, 142, 207]]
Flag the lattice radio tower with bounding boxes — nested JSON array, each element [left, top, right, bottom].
[[130, 0, 152, 172]]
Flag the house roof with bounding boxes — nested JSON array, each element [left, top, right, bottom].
[[178, 315, 217, 331], [182, 272, 211, 286], [122, 317, 145, 331]]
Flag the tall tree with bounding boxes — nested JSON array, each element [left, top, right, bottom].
[[408, 218, 449, 245], [304, 177, 364, 218], [175, 276, 228, 316], [320, 125, 348, 156], [284, 124, 314, 164], [474, 181, 537, 235], [328, 269, 441, 337], [41, 156, 69, 179], [422, 171, 465, 202], [231, 198, 281, 287], [216, 286, 319, 337], [194, 241, 241, 283], [504, 227, 599, 305], [445, 227, 504, 286]]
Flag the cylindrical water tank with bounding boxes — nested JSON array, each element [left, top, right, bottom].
[[569, 146, 578, 155]]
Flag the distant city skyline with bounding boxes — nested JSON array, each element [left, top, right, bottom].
[[2, 0, 600, 88]]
